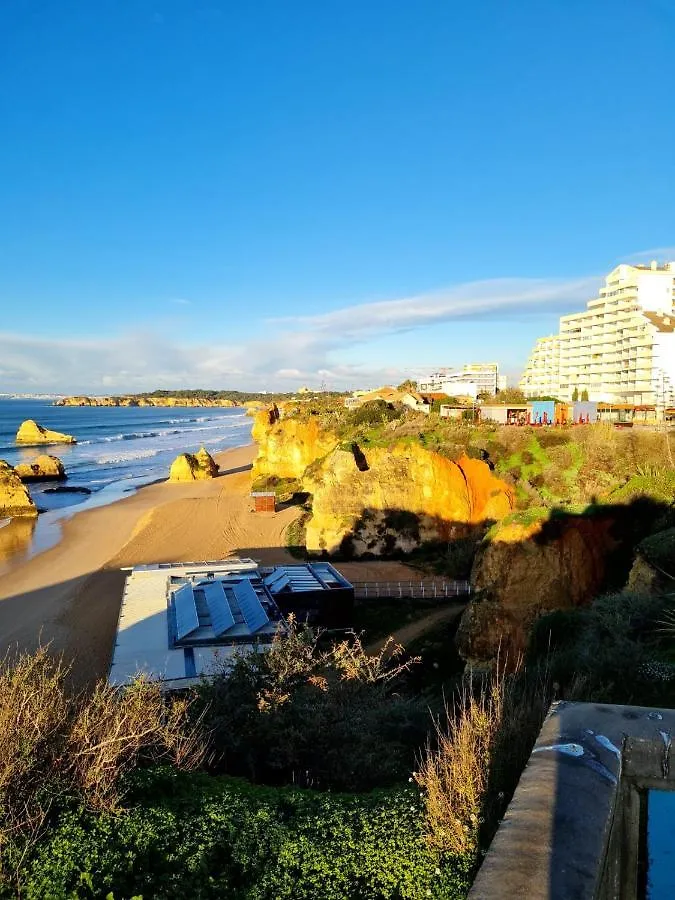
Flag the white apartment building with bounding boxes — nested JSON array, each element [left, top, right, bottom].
[[520, 262, 675, 407], [418, 363, 499, 397], [520, 335, 561, 398]]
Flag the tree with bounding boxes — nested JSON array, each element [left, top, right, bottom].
[[477, 391, 494, 402], [572, 387, 579, 402], [581, 389, 589, 402], [495, 387, 527, 404], [397, 379, 418, 392]]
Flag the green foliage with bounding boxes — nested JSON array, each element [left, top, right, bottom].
[[250, 474, 303, 501], [638, 527, 675, 575], [528, 592, 674, 704], [494, 388, 526, 404], [195, 625, 429, 792], [571, 387, 579, 402], [397, 379, 418, 391], [349, 400, 404, 429], [581, 389, 589, 402], [12, 769, 472, 900]]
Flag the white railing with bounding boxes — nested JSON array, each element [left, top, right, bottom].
[[352, 580, 471, 600]]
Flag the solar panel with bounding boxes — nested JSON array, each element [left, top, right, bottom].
[[233, 579, 270, 633], [173, 584, 200, 641], [264, 570, 289, 588], [266, 573, 291, 593], [201, 581, 235, 636]]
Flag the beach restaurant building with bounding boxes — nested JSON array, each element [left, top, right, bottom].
[[109, 558, 353, 689]]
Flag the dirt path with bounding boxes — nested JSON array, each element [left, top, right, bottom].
[[366, 603, 466, 653]]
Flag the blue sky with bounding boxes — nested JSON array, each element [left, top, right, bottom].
[[1, 0, 674, 393]]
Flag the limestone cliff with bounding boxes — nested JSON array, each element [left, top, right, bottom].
[[169, 447, 219, 481], [626, 527, 675, 595], [55, 396, 239, 408], [456, 513, 617, 664], [15, 455, 67, 482], [16, 420, 76, 445], [304, 444, 515, 554], [252, 409, 339, 481], [0, 461, 38, 517]]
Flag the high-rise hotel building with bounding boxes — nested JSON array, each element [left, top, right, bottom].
[[520, 262, 675, 407]]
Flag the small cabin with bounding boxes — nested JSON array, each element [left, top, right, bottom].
[[251, 491, 276, 513]]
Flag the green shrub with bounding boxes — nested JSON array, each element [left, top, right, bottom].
[[637, 527, 675, 576], [14, 770, 473, 900]]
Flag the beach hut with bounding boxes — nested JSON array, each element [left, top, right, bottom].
[[251, 491, 276, 513], [571, 401, 598, 424]]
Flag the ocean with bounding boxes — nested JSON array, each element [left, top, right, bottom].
[[0, 398, 252, 567]]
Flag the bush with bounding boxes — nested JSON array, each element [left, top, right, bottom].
[[13, 769, 473, 900], [0, 648, 205, 889], [349, 401, 403, 429], [415, 665, 552, 858], [195, 624, 429, 792]]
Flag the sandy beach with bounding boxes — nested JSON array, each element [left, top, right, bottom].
[[0, 443, 419, 687]]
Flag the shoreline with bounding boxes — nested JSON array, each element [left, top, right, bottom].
[[0, 443, 302, 687], [0, 441, 429, 689]]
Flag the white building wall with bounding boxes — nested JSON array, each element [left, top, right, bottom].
[[523, 262, 675, 406]]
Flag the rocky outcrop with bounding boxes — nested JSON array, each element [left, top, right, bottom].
[[304, 444, 514, 555], [55, 396, 239, 408], [15, 454, 67, 482], [456, 513, 617, 664], [0, 461, 38, 517], [16, 420, 76, 445], [252, 410, 339, 481], [626, 527, 675, 595], [169, 447, 220, 482]]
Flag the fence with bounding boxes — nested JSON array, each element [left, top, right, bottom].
[[352, 580, 471, 600]]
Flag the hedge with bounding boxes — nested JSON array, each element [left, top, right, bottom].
[[10, 769, 473, 900]]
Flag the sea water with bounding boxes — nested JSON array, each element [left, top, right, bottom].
[[0, 398, 252, 567]]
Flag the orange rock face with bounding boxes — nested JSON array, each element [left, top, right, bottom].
[[456, 513, 618, 664]]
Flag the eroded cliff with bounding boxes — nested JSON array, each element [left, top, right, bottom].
[[251, 409, 339, 481], [252, 411, 514, 555], [0, 461, 38, 517], [456, 512, 617, 664]]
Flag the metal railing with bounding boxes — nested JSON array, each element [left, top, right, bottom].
[[352, 580, 471, 600]]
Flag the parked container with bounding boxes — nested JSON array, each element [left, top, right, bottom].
[[572, 401, 598, 424]]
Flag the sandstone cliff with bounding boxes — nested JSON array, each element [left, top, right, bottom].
[[169, 447, 219, 482], [0, 461, 38, 517], [252, 410, 514, 555], [626, 527, 675, 595], [15, 455, 67, 482], [251, 409, 339, 481], [456, 513, 617, 664], [55, 396, 239, 408], [16, 420, 76, 445], [305, 444, 514, 554]]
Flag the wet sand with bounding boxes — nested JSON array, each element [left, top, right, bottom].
[[0, 442, 422, 687]]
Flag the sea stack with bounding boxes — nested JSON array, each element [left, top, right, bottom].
[[14, 455, 67, 482], [16, 420, 76, 445], [0, 460, 38, 517], [169, 447, 220, 482]]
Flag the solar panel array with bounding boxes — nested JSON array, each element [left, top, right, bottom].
[[200, 580, 235, 636], [233, 578, 270, 632], [265, 566, 322, 593], [173, 584, 200, 640]]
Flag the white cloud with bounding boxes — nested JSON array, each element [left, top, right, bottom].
[[170, 297, 192, 306], [0, 267, 614, 393]]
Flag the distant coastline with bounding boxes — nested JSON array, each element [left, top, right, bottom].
[[55, 395, 241, 408]]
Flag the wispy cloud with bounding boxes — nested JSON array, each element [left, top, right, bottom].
[[170, 297, 192, 306], [0, 266, 629, 393], [275, 275, 600, 341]]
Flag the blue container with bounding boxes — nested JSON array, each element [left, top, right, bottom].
[[572, 401, 598, 424], [529, 400, 556, 424]]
